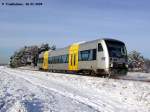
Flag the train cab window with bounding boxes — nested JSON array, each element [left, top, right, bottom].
[[98, 43, 103, 52]]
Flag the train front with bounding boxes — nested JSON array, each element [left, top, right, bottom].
[[105, 39, 128, 76]]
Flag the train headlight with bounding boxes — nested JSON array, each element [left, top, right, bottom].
[[125, 64, 128, 68], [110, 63, 113, 67]]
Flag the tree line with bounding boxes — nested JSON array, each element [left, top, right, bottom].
[[9, 43, 56, 68]]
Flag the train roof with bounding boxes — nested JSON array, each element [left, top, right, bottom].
[[45, 38, 125, 53], [102, 38, 124, 43], [77, 38, 124, 45]]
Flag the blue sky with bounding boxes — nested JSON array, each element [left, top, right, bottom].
[[0, 0, 150, 63]]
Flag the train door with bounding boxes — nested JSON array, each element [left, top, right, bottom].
[[42, 51, 49, 70], [97, 43, 106, 69], [68, 44, 79, 71]]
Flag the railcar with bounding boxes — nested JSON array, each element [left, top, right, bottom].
[[37, 38, 128, 76]]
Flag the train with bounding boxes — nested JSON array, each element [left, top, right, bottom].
[[37, 38, 128, 76]]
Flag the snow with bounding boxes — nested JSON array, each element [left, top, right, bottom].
[[118, 72, 150, 82], [0, 66, 150, 112]]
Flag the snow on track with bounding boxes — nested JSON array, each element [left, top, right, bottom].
[[0, 66, 150, 112], [116, 72, 150, 82]]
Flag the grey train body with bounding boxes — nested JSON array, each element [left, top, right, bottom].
[[38, 38, 128, 76]]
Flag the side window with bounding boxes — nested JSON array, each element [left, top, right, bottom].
[[52, 57, 54, 64], [59, 55, 63, 63], [98, 43, 103, 52], [54, 56, 56, 63], [80, 50, 90, 61], [41, 58, 43, 63], [66, 54, 69, 63], [38, 58, 41, 63], [38, 58, 40, 63], [48, 57, 52, 64], [92, 49, 96, 60], [55, 56, 57, 63], [62, 55, 67, 63], [50, 55, 68, 64], [79, 49, 97, 61], [61, 55, 64, 63], [60, 55, 63, 63]]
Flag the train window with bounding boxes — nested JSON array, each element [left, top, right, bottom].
[[63, 54, 69, 63], [37, 59, 39, 63], [57, 56, 59, 63], [49, 55, 69, 64], [57, 56, 58, 63], [61, 55, 64, 63], [41, 58, 43, 63], [56, 56, 57, 63], [38, 58, 43, 63], [59, 56, 63, 63], [51, 57, 53, 63], [48, 54, 73, 64], [53, 57, 55, 63], [80, 50, 90, 61], [54, 56, 56, 63], [92, 49, 96, 60], [58, 56, 60, 63], [52, 57, 54, 63], [98, 43, 103, 52], [54, 57, 56, 63], [48, 57, 52, 64], [59, 56, 61, 63], [62, 55, 66, 63], [66, 54, 69, 63], [57, 56, 60, 63]]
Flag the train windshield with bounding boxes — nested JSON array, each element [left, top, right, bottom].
[[105, 40, 127, 58]]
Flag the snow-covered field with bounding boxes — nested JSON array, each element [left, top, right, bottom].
[[0, 66, 150, 112]]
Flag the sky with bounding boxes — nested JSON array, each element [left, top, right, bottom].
[[0, 0, 150, 64]]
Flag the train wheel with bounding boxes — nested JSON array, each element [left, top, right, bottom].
[[90, 70, 96, 76]]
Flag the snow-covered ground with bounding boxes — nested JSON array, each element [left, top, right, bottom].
[[0, 66, 150, 112]]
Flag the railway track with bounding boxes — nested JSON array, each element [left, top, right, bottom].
[[112, 76, 150, 83], [17, 66, 150, 83]]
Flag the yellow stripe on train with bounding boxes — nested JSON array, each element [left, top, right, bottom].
[[68, 43, 79, 71], [42, 51, 49, 70]]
